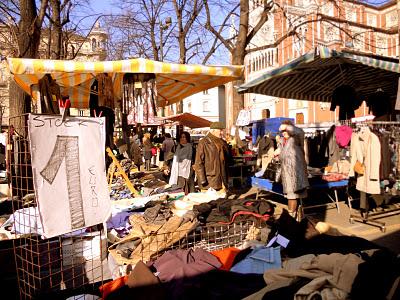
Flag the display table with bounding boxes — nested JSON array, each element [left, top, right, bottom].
[[251, 177, 348, 213], [228, 155, 257, 187]]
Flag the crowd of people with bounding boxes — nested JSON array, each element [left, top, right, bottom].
[[111, 122, 233, 195], [111, 120, 309, 222]]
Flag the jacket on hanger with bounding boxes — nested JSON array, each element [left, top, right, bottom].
[[349, 127, 381, 194]]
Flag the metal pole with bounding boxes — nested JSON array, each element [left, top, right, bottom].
[[160, 22, 165, 117], [398, 0, 400, 59]]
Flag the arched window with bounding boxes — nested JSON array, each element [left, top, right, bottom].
[[91, 38, 97, 51]]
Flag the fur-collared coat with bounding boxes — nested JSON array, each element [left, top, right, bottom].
[[280, 125, 309, 197]]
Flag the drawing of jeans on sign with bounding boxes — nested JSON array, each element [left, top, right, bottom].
[[40, 135, 85, 229]]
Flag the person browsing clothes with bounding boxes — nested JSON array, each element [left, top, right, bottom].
[[167, 131, 195, 194], [275, 120, 309, 221]]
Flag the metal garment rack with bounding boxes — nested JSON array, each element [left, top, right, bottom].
[[297, 120, 400, 232], [346, 121, 400, 232], [347, 195, 400, 233]]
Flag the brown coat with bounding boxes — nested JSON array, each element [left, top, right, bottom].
[[193, 133, 230, 190], [129, 142, 143, 167]]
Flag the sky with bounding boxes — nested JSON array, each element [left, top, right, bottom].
[[74, 0, 394, 64]]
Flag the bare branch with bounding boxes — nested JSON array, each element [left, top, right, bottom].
[[204, 0, 237, 52], [37, 0, 49, 27], [246, 0, 273, 45]]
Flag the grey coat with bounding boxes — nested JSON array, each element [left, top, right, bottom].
[[280, 125, 309, 197]]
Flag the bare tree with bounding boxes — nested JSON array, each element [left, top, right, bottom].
[[4, 0, 48, 119], [202, 0, 275, 127], [202, 0, 390, 127], [106, 0, 206, 64], [45, 0, 72, 59], [105, 0, 169, 61]]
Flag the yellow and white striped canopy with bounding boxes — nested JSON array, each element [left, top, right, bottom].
[[7, 57, 243, 109]]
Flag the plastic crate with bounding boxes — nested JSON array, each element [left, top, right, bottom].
[[252, 117, 294, 144]]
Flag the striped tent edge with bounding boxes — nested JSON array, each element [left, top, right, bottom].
[[320, 47, 399, 73]]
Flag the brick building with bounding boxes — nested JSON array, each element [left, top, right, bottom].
[[244, 0, 398, 123]]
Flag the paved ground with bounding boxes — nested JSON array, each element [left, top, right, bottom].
[[234, 186, 400, 254]]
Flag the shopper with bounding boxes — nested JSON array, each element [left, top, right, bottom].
[[277, 120, 309, 221], [143, 132, 153, 171], [162, 133, 175, 168], [129, 135, 143, 170], [167, 131, 195, 194]]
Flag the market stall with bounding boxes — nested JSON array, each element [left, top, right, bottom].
[[3, 58, 247, 298], [238, 46, 400, 231]]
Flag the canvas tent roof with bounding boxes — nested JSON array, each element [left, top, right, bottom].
[[7, 57, 243, 109], [237, 46, 399, 102], [161, 113, 211, 129]]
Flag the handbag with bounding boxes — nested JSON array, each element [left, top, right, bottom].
[[353, 160, 365, 175], [353, 133, 369, 176], [264, 159, 282, 182]]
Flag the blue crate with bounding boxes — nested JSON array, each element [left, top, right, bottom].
[[252, 117, 294, 144]]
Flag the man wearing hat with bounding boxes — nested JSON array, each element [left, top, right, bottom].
[[193, 122, 230, 191]]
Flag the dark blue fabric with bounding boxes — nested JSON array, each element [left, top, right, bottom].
[[230, 246, 281, 274]]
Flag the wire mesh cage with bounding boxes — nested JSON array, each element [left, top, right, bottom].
[[7, 114, 107, 300], [108, 219, 263, 280]]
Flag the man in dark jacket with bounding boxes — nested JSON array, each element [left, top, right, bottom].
[[193, 122, 231, 191]]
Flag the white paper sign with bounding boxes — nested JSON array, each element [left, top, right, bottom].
[[28, 114, 111, 238], [236, 109, 251, 126]]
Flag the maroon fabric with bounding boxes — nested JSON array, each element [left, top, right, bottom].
[[149, 248, 221, 282]]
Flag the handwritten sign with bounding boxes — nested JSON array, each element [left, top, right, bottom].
[[28, 114, 111, 238]]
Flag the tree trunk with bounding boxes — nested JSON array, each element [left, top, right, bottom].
[[50, 0, 63, 59], [18, 0, 41, 58], [178, 32, 186, 64], [9, 0, 48, 126], [225, 0, 248, 130]]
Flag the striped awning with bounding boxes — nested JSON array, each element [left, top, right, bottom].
[[7, 58, 243, 109], [238, 46, 399, 102]]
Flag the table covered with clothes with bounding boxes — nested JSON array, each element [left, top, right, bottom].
[[100, 206, 400, 300], [251, 176, 348, 213]]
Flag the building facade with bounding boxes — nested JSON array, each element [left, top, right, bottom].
[[245, 0, 398, 124], [182, 86, 226, 124]]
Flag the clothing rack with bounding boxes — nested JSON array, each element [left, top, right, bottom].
[[347, 121, 400, 232]]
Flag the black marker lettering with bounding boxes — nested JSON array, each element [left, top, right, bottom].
[[33, 115, 45, 127]]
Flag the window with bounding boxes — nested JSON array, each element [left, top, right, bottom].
[[262, 109, 270, 119], [203, 101, 210, 112], [203, 89, 209, 95], [296, 113, 304, 124], [188, 102, 192, 112], [91, 38, 97, 51]]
